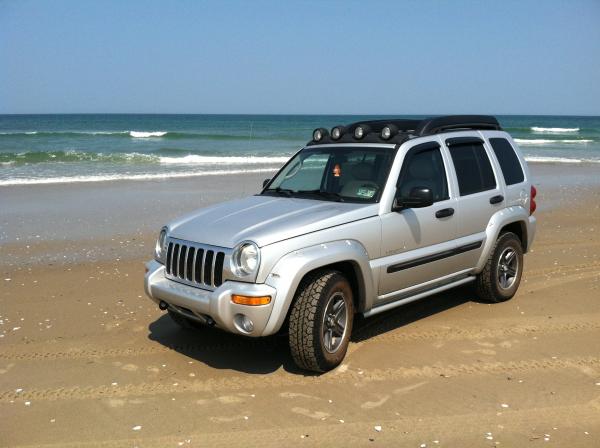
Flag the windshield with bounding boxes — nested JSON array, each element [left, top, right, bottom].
[[262, 146, 395, 203]]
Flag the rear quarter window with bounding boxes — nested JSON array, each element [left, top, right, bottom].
[[489, 138, 525, 185]]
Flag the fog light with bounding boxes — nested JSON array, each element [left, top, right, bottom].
[[241, 316, 254, 332], [235, 314, 254, 333]]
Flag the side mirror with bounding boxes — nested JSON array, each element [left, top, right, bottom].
[[393, 186, 434, 211], [262, 178, 271, 188]]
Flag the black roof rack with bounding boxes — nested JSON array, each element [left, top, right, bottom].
[[414, 115, 501, 136], [307, 115, 501, 145]]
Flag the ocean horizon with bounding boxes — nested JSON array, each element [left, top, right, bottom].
[[1, 113, 599, 186]]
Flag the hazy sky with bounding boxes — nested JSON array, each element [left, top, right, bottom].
[[1, 0, 599, 115]]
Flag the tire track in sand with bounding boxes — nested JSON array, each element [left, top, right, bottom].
[[1, 355, 598, 403], [2, 317, 600, 362]]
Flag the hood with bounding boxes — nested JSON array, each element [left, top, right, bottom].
[[168, 195, 378, 248]]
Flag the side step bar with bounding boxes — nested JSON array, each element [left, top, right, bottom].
[[362, 276, 475, 318]]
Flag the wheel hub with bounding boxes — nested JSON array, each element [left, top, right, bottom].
[[321, 293, 348, 354], [497, 247, 518, 290]]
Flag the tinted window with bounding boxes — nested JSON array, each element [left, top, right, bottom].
[[489, 138, 525, 185], [398, 146, 449, 202], [264, 146, 394, 203], [448, 142, 496, 196]]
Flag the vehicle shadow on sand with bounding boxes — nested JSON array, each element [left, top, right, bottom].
[[147, 286, 475, 375]]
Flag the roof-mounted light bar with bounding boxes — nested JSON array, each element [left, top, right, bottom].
[[354, 124, 371, 139], [312, 128, 328, 142], [331, 126, 345, 140], [380, 124, 399, 140]]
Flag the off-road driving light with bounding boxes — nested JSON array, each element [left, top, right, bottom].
[[231, 241, 260, 277], [313, 128, 328, 142], [331, 126, 345, 140], [381, 124, 398, 140], [154, 226, 168, 264], [231, 295, 272, 306], [354, 125, 369, 139]]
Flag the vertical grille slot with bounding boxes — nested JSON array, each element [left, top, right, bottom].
[[186, 247, 195, 281], [178, 245, 187, 278], [172, 244, 180, 277], [166, 242, 174, 274], [204, 250, 214, 286], [214, 252, 225, 286], [194, 248, 204, 283]]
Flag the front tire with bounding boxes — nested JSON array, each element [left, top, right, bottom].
[[288, 270, 354, 372], [476, 232, 524, 303]]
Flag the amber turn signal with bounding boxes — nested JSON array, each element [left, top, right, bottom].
[[231, 295, 271, 306]]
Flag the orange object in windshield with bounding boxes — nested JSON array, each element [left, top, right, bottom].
[[333, 164, 341, 177]]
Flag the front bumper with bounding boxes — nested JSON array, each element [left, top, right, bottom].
[[144, 260, 277, 336]]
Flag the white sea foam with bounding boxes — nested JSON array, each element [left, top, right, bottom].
[[525, 156, 600, 164], [158, 155, 289, 165], [531, 127, 580, 133], [515, 138, 593, 145], [129, 131, 168, 138], [0, 168, 276, 186]]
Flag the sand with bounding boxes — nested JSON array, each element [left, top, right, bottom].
[[1, 164, 599, 447]]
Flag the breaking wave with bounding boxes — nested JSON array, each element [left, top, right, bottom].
[[0, 168, 277, 186], [515, 139, 593, 145], [531, 127, 580, 133]]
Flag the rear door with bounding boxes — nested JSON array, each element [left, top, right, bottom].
[[443, 134, 504, 269]]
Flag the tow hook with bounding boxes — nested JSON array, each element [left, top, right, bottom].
[[159, 300, 169, 310]]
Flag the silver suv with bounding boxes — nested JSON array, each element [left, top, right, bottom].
[[144, 115, 537, 372]]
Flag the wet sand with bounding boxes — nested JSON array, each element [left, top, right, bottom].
[[1, 164, 599, 447]]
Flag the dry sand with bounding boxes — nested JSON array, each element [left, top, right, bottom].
[[1, 164, 599, 447]]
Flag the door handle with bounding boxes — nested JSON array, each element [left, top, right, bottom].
[[489, 195, 504, 204], [435, 208, 454, 219]]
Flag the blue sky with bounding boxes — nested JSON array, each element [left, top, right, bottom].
[[1, 0, 599, 115]]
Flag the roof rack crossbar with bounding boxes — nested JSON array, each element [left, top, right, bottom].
[[415, 115, 501, 136]]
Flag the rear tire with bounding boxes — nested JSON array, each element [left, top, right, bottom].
[[288, 270, 354, 372], [475, 232, 524, 303]]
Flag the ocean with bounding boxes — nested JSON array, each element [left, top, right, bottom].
[[1, 114, 599, 186]]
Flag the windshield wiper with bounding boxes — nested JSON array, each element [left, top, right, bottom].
[[297, 189, 345, 202], [265, 187, 294, 197]]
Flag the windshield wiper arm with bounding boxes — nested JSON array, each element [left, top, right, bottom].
[[265, 187, 294, 197], [297, 189, 345, 202]]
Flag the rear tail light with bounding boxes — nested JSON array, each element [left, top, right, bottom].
[[530, 185, 537, 215]]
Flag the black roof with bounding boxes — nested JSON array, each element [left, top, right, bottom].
[[307, 115, 501, 146]]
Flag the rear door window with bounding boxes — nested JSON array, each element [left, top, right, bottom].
[[489, 138, 525, 185], [448, 141, 496, 196]]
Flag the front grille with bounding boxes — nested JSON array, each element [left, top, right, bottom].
[[165, 239, 226, 289]]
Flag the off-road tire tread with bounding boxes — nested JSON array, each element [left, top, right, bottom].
[[289, 270, 351, 372], [476, 232, 523, 303]]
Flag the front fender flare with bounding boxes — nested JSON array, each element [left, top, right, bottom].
[[260, 239, 374, 336]]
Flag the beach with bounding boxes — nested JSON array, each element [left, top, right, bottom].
[[1, 162, 599, 447]]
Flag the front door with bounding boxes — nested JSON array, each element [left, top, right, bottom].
[[378, 141, 458, 297]]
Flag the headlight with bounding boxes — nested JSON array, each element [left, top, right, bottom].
[[231, 241, 260, 277], [154, 226, 168, 264]]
